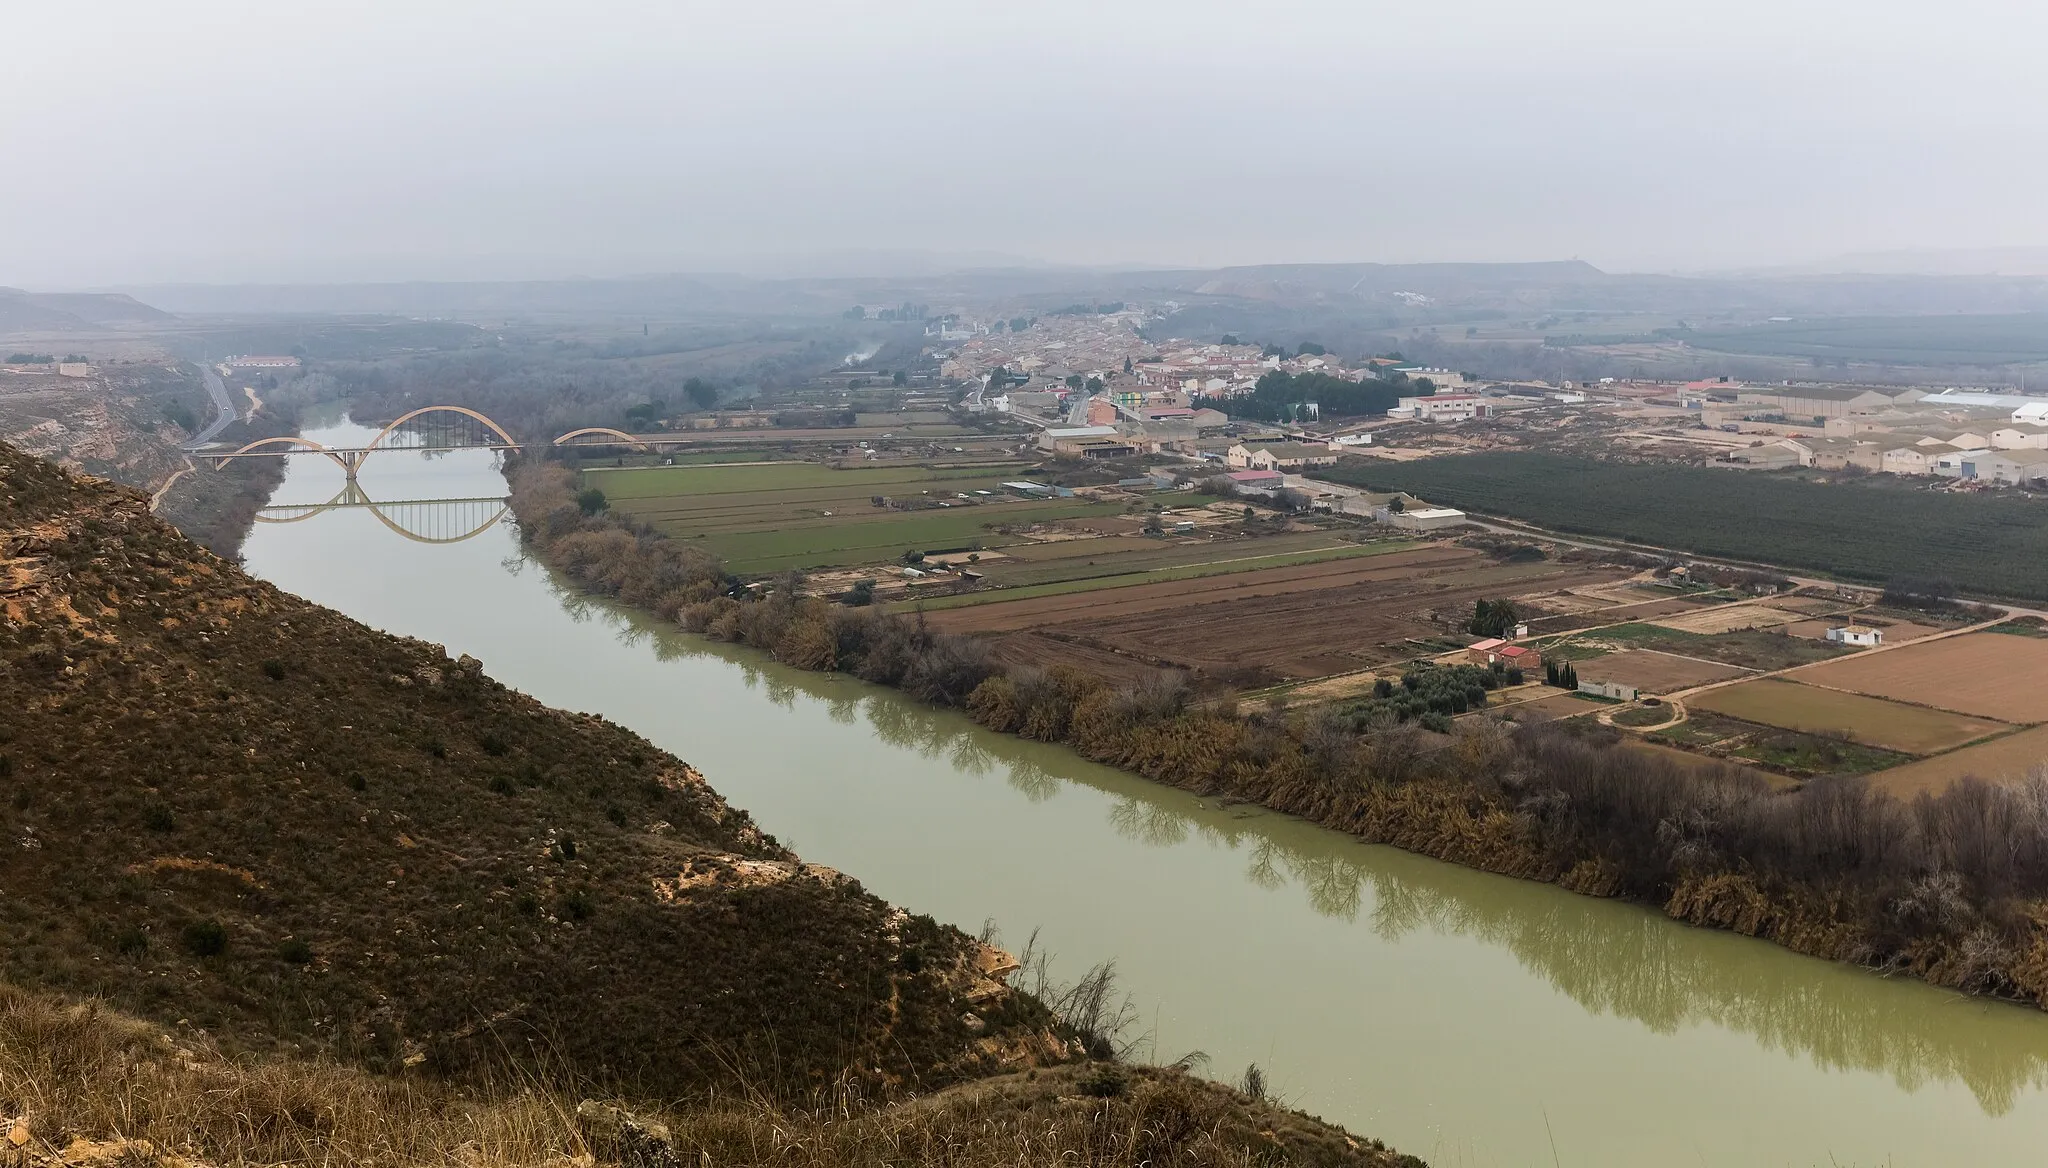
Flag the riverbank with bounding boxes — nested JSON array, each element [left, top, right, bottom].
[[1, 438, 1424, 1168], [507, 454, 2048, 1012]]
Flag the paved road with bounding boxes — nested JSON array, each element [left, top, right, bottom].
[[182, 363, 236, 449]]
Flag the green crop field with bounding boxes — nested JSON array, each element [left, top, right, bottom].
[[673, 500, 1127, 574], [581, 459, 1134, 573], [1318, 452, 2048, 602], [585, 461, 1008, 499]]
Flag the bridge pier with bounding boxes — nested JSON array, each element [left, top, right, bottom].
[[339, 450, 368, 480]]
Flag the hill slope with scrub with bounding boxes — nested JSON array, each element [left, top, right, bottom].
[[0, 441, 1046, 1097], [0, 440, 1415, 1166]]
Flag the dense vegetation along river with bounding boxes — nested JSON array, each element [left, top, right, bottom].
[[243, 420, 2048, 1168]]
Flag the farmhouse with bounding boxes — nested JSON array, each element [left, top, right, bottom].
[[1467, 639, 1541, 670], [1827, 626, 1884, 647], [1225, 442, 1339, 471], [1579, 679, 1640, 701]]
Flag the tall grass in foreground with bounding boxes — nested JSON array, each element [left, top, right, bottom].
[[0, 982, 1416, 1168]]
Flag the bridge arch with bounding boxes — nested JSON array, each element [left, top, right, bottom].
[[551, 426, 650, 450], [215, 435, 352, 473], [366, 406, 520, 453]]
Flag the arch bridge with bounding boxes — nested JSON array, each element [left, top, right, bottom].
[[206, 406, 677, 479]]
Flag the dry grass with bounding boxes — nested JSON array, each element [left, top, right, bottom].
[[1692, 679, 2010, 755], [0, 982, 1413, 1168]]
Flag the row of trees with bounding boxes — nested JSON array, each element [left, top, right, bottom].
[[1195, 370, 1405, 424], [509, 456, 2048, 1006]]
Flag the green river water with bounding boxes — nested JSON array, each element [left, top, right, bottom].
[[237, 420, 2048, 1167]]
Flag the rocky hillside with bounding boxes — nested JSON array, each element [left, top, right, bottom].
[[0, 441, 1043, 1097]]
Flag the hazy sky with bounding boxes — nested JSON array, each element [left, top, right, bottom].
[[5, 0, 2045, 286]]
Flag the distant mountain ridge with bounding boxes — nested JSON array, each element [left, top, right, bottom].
[[0, 286, 176, 333], [100, 257, 2048, 322]]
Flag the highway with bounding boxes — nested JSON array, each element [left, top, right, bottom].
[[182, 363, 236, 449]]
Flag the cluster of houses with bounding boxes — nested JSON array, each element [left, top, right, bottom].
[[1711, 389, 2048, 484]]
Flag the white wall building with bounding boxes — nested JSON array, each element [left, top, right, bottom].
[[1391, 394, 1488, 422]]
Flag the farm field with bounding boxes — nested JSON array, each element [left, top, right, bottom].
[[1865, 725, 2048, 798], [1650, 602, 1800, 635], [933, 551, 1633, 681], [688, 501, 1120, 573], [913, 539, 1419, 608], [1554, 622, 1854, 672], [1792, 631, 2048, 723], [983, 631, 1173, 683], [1578, 648, 1749, 693], [1650, 711, 1913, 779], [1623, 741, 1792, 789], [1318, 451, 2048, 602], [585, 459, 1162, 573], [1522, 594, 1715, 634], [1691, 678, 2009, 755], [587, 461, 971, 498], [1492, 691, 1601, 722]]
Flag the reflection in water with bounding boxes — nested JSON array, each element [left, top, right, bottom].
[[245, 431, 2048, 1163], [632, 613, 2048, 1118], [1005, 758, 1060, 803]]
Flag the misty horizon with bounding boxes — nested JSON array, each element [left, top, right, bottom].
[[6, 0, 2047, 288]]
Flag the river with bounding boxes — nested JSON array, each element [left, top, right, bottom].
[[239, 419, 2048, 1167]]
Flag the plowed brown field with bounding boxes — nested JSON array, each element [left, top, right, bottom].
[[1867, 725, 2048, 798], [930, 548, 1630, 680], [1793, 632, 2048, 723]]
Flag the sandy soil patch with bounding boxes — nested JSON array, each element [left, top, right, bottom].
[[1650, 603, 1800, 635]]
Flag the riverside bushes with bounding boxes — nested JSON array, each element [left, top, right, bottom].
[[509, 455, 2048, 1005]]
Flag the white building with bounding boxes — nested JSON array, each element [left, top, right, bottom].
[[1932, 449, 1992, 477], [1380, 506, 1467, 531], [1328, 432, 1374, 447], [1989, 427, 2048, 450], [1826, 626, 1883, 647], [1390, 394, 1488, 422]]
